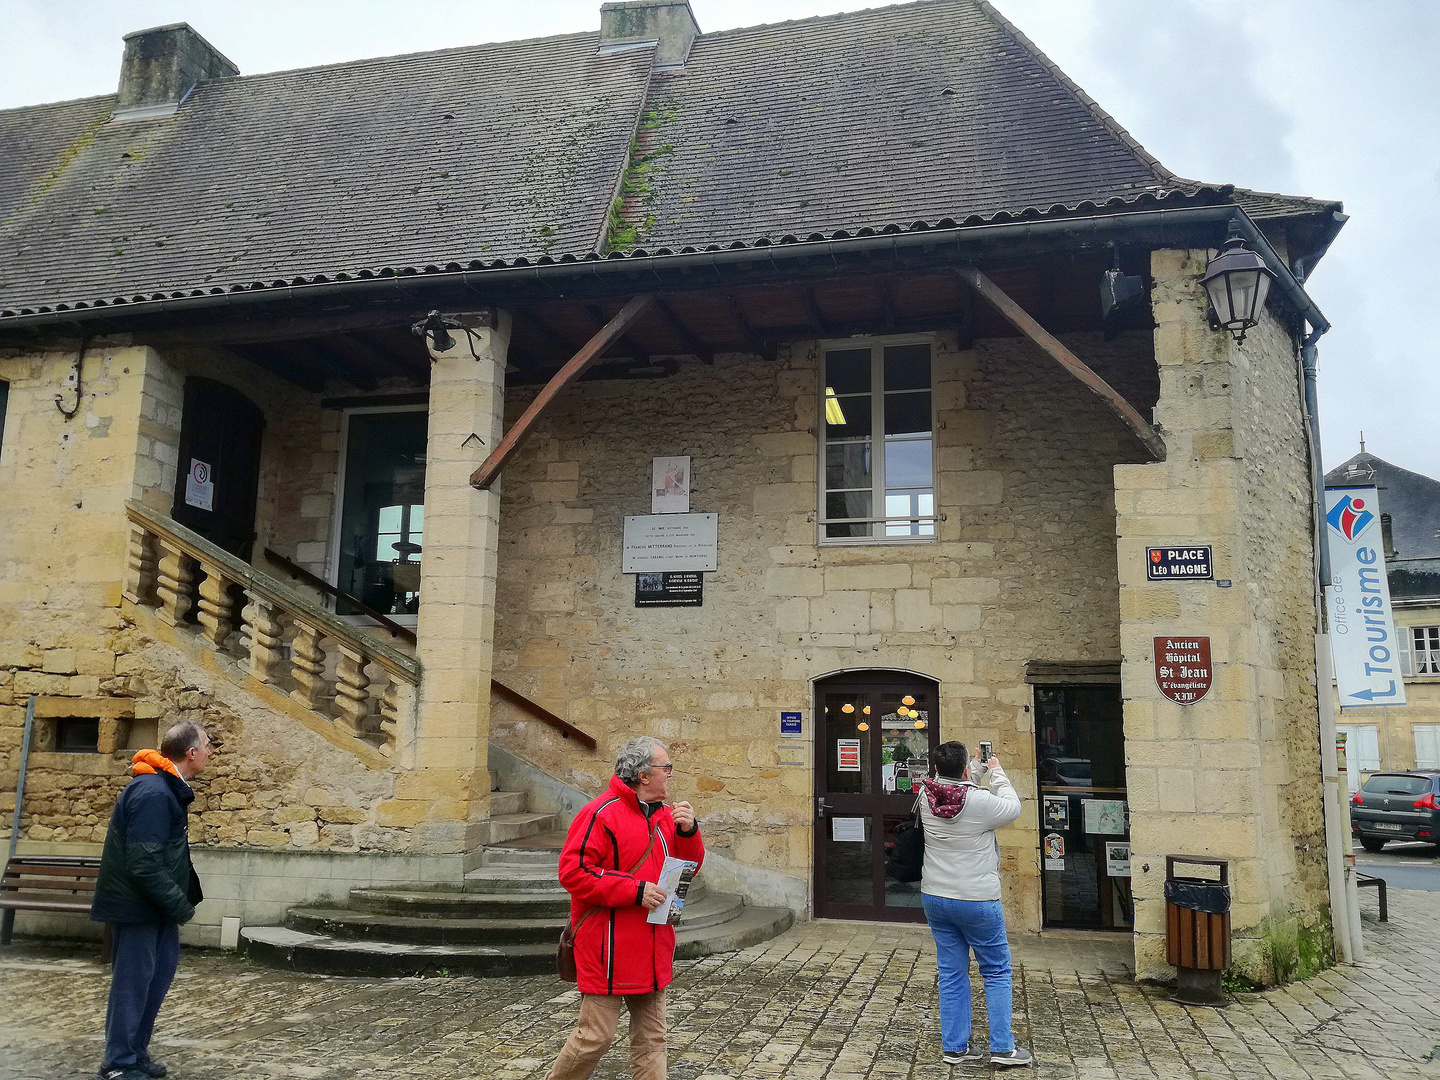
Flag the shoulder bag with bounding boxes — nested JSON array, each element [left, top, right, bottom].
[[557, 828, 657, 982]]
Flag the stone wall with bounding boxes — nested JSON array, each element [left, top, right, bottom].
[[0, 342, 411, 859], [1118, 250, 1326, 982], [490, 328, 1154, 930]]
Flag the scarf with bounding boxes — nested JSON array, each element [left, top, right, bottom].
[[131, 749, 182, 779], [918, 776, 971, 818]]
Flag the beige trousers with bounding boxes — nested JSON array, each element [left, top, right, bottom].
[[543, 990, 667, 1080]]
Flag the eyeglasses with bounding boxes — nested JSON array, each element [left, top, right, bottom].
[[648, 763, 675, 775]]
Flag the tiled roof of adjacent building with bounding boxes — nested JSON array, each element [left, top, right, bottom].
[[0, 0, 1343, 319]]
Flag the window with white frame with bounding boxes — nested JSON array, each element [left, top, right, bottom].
[[1414, 724, 1440, 770], [1403, 625, 1440, 675], [820, 340, 935, 541], [1336, 723, 1380, 773]]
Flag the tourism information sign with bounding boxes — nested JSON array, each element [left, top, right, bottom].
[[1154, 636, 1212, 705], [1325, 487, 1406, 707]]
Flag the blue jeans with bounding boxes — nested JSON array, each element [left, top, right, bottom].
[[102, 921, 181, 1072], [922, 894, 1014, 1053]]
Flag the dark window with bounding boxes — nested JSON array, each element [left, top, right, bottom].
[[337, 411, 428, 617], [54, 718, 100, 753], [1360, 774, 1430, 797], [0, 379, 9, 453]]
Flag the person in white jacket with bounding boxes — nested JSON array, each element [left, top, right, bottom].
[[918, 740, 1031, 1068]]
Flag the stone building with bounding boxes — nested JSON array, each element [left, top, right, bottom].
[[1325, 450, 1440, 776], [0, 0, 1348, 980]]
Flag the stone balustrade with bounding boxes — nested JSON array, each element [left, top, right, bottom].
[[123, 501, 420, 757]]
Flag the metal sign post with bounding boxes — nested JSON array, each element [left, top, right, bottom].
[[8, 695, 37, 861]]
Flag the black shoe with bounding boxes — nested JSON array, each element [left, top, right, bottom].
[[97, 1068, 149, 1080], [942, 1045, 988, 1065], [991, 1047, 1034, 1068], [138, 1059, 168, 1077]]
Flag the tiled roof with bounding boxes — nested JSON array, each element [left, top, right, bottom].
[[0, 32, 654, 315], [0, 0, 1341, 320]]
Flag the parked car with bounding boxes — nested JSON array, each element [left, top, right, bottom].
[[1350, 771, 1440, 852]]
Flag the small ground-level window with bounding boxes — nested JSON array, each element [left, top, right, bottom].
[[54, 718, 100, 753], [1414, 724, 1440, 771], [820, 339, 935, 541]]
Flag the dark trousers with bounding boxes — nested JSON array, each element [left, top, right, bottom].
[[102, 921, 181, 1072]]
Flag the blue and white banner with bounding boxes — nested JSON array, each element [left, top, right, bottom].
[[1325, 486, 1406, 707]]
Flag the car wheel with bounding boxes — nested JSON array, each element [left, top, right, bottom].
[[1359, 836, 1387, 853]]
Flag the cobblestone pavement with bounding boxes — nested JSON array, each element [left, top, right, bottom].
[[2, 886, 1436, 1080]]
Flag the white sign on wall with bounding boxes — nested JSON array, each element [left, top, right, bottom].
[[1325, 486, 1407, 708], [651, 456, 691, 514], [622, 513, 718, 573], [184, 458, 214, 511]]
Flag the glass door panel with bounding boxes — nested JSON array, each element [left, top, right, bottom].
[[1035, 685, 1130, 929], [336, 411, 428, 618]]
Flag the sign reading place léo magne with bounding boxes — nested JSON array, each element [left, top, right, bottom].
[[1154, 636, 1212, 705]]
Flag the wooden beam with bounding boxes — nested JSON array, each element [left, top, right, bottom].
[[334, 331, 428, 380], [584, 304, 648, 361], [804, 288, 830, 337], [228, 345, 326, 393], [956, 266, 1165, 460], [879, 279, 898, 331], [516, 309, 582, 357], [653, 298, 714, 363], [470, 293, 655, 489], [274, 341, 377, 391], [727, 295, 767, 355], [142, 308, 421, 347]]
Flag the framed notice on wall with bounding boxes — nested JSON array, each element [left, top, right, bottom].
[[622, 514, 718, 573]]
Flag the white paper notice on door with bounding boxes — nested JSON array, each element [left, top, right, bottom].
[[836, 739, 861, 772], [185, 459, 214, 511], [832, 817, 866, 842]]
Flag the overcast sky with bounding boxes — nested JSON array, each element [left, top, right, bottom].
[[3, 0, 1436, 481]]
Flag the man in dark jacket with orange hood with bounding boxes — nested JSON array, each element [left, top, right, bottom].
[[545, 735, 704, 1080], [91, 721, 210, 1080]]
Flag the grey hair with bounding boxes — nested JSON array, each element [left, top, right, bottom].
[[615, 736, 667, 785], [160, 720, 207, 761]]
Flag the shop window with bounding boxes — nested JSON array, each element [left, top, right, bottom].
[[1336, 723, 1380, 773], [335, 410, 428, 619], [1414, 724, 1440, 771], [1401, 625, 1440, 675], [54, 718, 100, 753], [820, 339, 935, 542]]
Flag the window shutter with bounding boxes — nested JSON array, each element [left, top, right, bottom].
[[1357, 725, 1381, 772], [1398, 626, 1413, 676], [1414, 725, 1440, 771]]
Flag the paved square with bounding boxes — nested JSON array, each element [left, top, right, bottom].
[[1, 885, 1435, 1079]]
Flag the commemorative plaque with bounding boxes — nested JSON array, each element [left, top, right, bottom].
[[1154, 636, 1213, 705]]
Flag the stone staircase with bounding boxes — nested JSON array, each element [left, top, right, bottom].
[[240, 789, 794, 976]]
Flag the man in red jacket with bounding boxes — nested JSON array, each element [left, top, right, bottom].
[[545, 736, 704, 1080]]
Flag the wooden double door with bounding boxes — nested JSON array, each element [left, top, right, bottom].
[[813, 672, 940, 922]]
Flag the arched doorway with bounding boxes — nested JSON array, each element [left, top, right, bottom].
[[813, 670, 939, 922]]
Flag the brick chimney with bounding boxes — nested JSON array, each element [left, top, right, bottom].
[[599, 1, 700, 69], [113, 23, 238, 122]]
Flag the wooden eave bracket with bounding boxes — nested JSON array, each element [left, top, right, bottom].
[[956, 267, 1166, 461], [470, 293, 655, 489]]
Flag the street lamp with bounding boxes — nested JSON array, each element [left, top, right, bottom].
[[1200, 224, 1275, 344]]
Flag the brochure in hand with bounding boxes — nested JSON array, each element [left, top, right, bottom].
[[646, 856, 699, 925]]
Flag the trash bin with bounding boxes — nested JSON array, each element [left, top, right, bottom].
[[1164, 855, 1231, 1006]]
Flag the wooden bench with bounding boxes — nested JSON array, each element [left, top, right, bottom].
[[1356, 871, 1388, 922], [1, 855, 110, 959]]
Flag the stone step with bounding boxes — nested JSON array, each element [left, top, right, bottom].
[[462, 865, 562, 893], [286, 906, 565, 945], [348, 887, 570, 920], [487, 812, 557, 844], [241, 900, 796, 978], [489, 790, 527, 817], [479, 830, 567, 866]]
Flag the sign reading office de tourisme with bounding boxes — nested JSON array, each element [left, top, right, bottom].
[[1325, 486, 1406, 708]]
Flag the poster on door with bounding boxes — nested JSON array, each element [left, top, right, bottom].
[[1043, 832, 1065, 870], [836, 739, 861, 772], [185, 459, 214, 511], [1105, 842, 1131, 878]]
